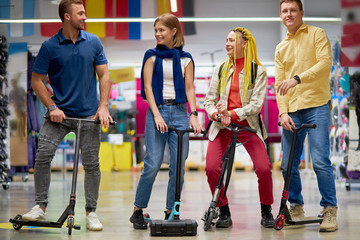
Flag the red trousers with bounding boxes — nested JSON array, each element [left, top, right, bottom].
[[205, 127, 274, 207]]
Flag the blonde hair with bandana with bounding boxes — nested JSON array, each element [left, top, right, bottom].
[[219, 27, 263, 98]]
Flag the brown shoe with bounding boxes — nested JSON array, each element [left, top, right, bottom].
[[319, 206, 338, 232], [289, 205, 304, 219]]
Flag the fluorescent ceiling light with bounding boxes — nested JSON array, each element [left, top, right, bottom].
[[170, 0, 178, 13], [0, 17, 341, 24]]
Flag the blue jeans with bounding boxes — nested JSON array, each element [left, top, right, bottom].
[[281, 102, 337, 207], [34, 115, 101, 212], [134, 104, 189, 210]]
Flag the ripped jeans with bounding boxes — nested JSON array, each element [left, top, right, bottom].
[[34, 115, 101, 212]]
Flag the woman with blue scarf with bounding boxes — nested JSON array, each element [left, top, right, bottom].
[[130, 13, 202, 230]]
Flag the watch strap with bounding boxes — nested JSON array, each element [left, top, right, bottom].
[[293, 75, 301, 84], [49, 105, 57, 111], [190, 111, 198, 116]]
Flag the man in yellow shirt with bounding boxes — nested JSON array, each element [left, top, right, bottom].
[[275, 0, 337, 232]]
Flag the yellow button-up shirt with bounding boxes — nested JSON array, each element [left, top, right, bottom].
[[275, 23, 332, 116]]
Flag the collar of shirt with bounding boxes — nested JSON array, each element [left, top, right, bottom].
[[286, 23, 308, 39], [57, 28, 87, 44]]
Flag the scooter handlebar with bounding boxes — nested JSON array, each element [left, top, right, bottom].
[[45, 116, 116, 125], [300, 123, 316, 129], [216, 118, 257, 134], [167, 126, 205, 134]]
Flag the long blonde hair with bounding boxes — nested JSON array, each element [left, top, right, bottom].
[[219, 27, 262, 98]]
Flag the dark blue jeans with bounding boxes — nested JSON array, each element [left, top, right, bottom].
[[281, 102, 337, 207], [134, 104, 189, 210], [34, 115, 101, 212]]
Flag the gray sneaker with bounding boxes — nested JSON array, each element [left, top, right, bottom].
[[22, 205, 46, 221]]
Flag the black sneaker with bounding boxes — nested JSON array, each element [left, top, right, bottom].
[[164, 211, 170, 220], [216, 204, 232, 228], [129, 209, 147, 229], [260, 203, 274, 228]]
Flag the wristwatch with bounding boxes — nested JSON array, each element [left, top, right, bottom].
[[293, 75, 301, 84], [48, 105, 57, 111], [190, 111, 198, 117]]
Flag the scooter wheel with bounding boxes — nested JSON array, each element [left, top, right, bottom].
[[22, 175, 28, 182], [203, 208, 214, 231], [12, 215, 23, 230], [67, 217, 74, 235], [274, 214, 285, 230], [2, 182, 9, 190]]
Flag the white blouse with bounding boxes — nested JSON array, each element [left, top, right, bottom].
[[152, 56, 192, 99]]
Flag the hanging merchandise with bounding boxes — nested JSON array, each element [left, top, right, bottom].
[[331, 33, 360, 189], [0, 35, 10, 190], [329, 41, 351, 187], [27, 51, 41, 169], [339, 72, 350, 93], [347, 72, 360, 168], [7, 42, 29, 181]]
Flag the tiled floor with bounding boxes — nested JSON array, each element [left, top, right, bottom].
[[0, 169, 359, 240]]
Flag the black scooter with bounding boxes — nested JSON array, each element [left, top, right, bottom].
[[274, 123, 323, 230], [149, 126, 203, 236], [9, 117, 115, 235], [202, 119, 257, 231]]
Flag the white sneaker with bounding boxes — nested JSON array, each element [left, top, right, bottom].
[[22, 205, 46, 221], [86, 212, 103, 231]]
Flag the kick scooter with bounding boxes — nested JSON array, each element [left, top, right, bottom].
[[274, 123, 323, 230], [150, 126, 204, 236], [202, 119, 257, 231], [9, 117, 115, 235]]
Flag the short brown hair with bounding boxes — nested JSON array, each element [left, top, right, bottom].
[[58, 0, 83, 22], [154, 13, 185, 48], [280, 0, 303, 12]]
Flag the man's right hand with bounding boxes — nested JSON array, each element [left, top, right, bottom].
[[280, 113, 295, 132], [49, 108, 66, 123]]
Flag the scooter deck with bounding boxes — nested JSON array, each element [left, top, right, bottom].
[[9, 218, 63, 228], [150, 219, 198, 236], [287, 216, 323, 225]]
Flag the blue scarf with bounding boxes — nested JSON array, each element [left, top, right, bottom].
[[140, 45, 194, 105]]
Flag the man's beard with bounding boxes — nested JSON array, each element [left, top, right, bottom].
[[71, 21, 84, 31]]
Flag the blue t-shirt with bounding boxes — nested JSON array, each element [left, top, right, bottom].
[[33, 28, 108, 117]]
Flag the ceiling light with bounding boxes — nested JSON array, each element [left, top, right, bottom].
[[0, 17, 341, 24], [170, 0, 178, 13]]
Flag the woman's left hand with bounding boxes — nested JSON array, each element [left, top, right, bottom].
[[190, 115, 202, 135], [154, 114, 168, 133]]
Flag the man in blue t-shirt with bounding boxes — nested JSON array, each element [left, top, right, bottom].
[[22, 0, 112, 231]]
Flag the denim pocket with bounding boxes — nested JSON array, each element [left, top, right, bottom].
[[176, 103, 188, 113]]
